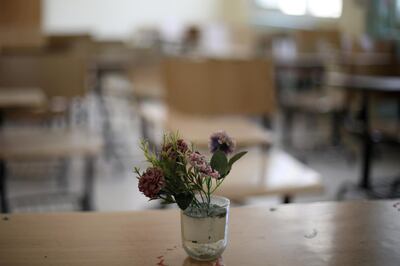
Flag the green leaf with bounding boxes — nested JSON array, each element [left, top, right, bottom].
[[174, 193, 193, 210], [210, 150, 229, 176], [228, 151, 247, 166], [160, 193, 175, 204]]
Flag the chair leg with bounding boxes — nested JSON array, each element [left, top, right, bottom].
[[331, 111, 343, 146], [81, 156, 95, 211], [259, 144, 269, 184], [282, 195, 292, 204], [283, 110, 294, 147], [0, 160, 9, 213], [57, 158, 70, 193], [140, 114, 150, 142], [390, 177, 400, 198], [336, 184, 348, 201]]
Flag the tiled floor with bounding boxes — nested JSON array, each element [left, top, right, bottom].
[[6, 74, 400, 212]]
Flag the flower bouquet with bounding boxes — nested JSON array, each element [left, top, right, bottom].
[[135, 131, 246, 261]]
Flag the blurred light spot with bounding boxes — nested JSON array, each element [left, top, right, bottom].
[[308, 0, 342, 18], [279, 0, 307, 16]]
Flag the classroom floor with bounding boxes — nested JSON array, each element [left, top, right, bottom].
[[6, 74, 400, 212]]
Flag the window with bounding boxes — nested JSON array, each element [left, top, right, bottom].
[[255, 0, 342, 18]]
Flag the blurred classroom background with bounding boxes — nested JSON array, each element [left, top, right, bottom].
[[0, 0, 399, 213]]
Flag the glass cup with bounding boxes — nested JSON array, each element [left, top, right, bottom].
[[180, 196, 230, 261]]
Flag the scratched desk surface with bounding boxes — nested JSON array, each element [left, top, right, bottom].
[[0, 200, 399, 266]]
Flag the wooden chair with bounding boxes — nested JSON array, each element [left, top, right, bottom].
[[163, 57, 275, 116], [278, 30, 345, 147], [139, 56, 323, 202], [0, 51, 88, 124], [0, 52, 88, 98], [140, 56, 275, 148], [134, 58, 275, 148], [158, 56, 275, 156]]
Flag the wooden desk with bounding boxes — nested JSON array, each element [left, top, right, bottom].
[[327, 72, 400, 93], [326, 72, 400, 198], [0, 129, 103, 213], [0, 129, 102, 160], [0, 200, 398, 265], [0, 88, 46, 127], [137, 103, 321, 203], [334, 52, 392, 69], [217, 150, 322, 202]]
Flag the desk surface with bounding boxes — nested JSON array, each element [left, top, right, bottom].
[[275, 52, 392, 69], [326, 72, 400, 93], [217, 150, 322, 201], [0, 200, 399, 266], [335, 52, 392, 66], [0, 129, 103, 159], [0, 88, 46, 109]]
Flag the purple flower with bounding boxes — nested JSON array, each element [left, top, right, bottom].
[[162, 139, 188, 160], [138, 167, 165, 199], [188, 151, 220, 179], [209, 131, 236, 155]]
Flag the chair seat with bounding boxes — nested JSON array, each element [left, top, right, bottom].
[[138, 101, 272, 148], [167, 111, 272, 148], [0, 129, 103, 160], [216, 150, 323, 201]]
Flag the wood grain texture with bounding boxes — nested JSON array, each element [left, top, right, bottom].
[[0, 200, 399, 265]]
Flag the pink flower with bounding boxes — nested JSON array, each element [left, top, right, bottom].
[[209, 169, 220, 179], [138, 167, 165, 199], [162, 139, 189, 160], [188, 151, 220, 179], [209, 131, 236, 154]]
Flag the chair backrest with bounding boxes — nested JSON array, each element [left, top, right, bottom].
[[0, 51, 88, 98], [162, 57, 275, 116], [0, 0, 45, 50], [294, 30, 341, 54], [45, 34, 94, 54]]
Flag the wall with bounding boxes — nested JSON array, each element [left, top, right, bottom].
[[246, 0, 367, 37], [43, 0, 221, 40], [43, 0, 367, 40], [338, 0, 366, 37]]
